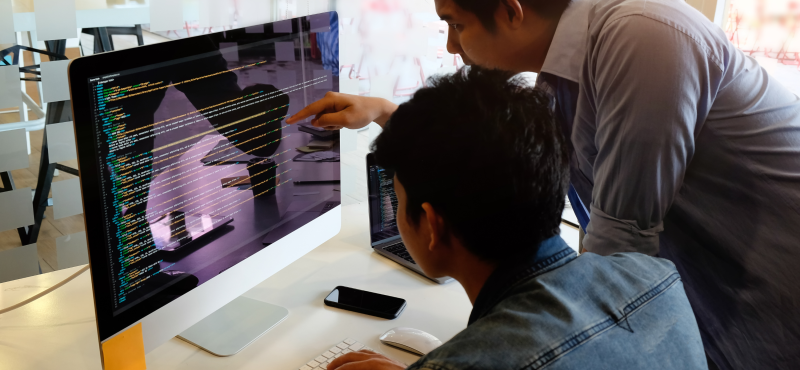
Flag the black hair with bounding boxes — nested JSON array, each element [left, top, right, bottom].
[[452, 0, 571, 32], [372, 67, 569, 262]]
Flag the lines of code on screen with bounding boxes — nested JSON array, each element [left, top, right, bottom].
[[377, 168, 398, 230], [86, 33, 338, 315]]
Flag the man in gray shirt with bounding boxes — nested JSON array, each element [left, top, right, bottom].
[[287, 0, 800, 368]]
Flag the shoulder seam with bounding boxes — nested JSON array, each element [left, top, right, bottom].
[[622, 271, 682, 317], [600, 13, 724, 72], [521, 272, 683, 370]]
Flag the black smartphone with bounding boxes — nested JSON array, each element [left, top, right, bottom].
[[324, 286, 407, 319]]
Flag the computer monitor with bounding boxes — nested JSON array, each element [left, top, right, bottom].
[[67, 12, 341, 356]]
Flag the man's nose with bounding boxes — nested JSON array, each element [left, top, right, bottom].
[[446, 30, 463, 56]]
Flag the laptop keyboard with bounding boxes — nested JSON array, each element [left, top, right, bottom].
[[384, 242, 416, 264]]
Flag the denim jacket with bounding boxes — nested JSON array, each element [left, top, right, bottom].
[[406, 236, 707, 370]]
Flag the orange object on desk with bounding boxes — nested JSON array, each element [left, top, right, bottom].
[[101, 322, 147, 370]]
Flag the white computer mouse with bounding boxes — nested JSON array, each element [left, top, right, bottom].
[[379, 327, 443, 356]]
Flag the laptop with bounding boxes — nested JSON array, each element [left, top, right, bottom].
[[367, 153, 453, 284]]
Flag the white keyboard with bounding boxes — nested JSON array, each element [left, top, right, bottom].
[[297, 338, 373, 370]]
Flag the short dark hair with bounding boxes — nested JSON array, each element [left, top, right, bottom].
[[372, 67, 569, 262], [453, 0, 571, 31]]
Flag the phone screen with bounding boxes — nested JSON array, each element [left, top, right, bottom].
[[325, 286, 406, 316]]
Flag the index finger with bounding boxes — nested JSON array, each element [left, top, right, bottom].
[[286, 97, 335, 124]]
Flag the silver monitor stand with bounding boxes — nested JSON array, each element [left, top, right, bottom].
[[177, 296, 288, 356]]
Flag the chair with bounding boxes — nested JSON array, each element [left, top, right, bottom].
[[80, 25, 145, 55]]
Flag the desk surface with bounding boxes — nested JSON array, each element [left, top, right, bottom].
[[0, 202, 474, 370]]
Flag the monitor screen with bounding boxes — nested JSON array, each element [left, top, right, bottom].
[[367, 160, 400, 244], [79, 13, 340, 321]]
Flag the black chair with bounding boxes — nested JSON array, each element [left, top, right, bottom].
[[81, 25, 145, 54]]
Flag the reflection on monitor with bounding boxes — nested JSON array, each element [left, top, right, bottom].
[[70, 12, 342, 347]]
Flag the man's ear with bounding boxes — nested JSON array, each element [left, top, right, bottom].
[[498, 0, 524, 29], [421, 202, 445, 252]]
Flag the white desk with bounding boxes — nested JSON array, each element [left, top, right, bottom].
[[0, 202, 474, 370]]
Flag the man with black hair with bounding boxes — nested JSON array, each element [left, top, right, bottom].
[[289, 0, 800, 368], [325, 67, 707, 370]]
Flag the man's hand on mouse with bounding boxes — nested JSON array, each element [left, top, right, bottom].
[[285, 92, 398, 130], [326, 349, 406, 370]]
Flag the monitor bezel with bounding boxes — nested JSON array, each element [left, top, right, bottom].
[[67, 12, 340, 345]]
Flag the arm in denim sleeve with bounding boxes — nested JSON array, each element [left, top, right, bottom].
[[578, 15, 718, 255]]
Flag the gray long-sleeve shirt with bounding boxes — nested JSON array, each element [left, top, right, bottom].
[[537, 0, 800, 368]]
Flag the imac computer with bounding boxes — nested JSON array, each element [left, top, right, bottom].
[[67, 12, 341, 357]]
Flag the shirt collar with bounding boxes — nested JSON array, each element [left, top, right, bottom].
[[468, 235, 577, 325], [539, 0, 593, 83]]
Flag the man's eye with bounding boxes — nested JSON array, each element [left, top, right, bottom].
[[449, 24, 461, 31]]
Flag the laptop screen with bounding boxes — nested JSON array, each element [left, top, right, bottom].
[[367, 154, 401, 245]]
